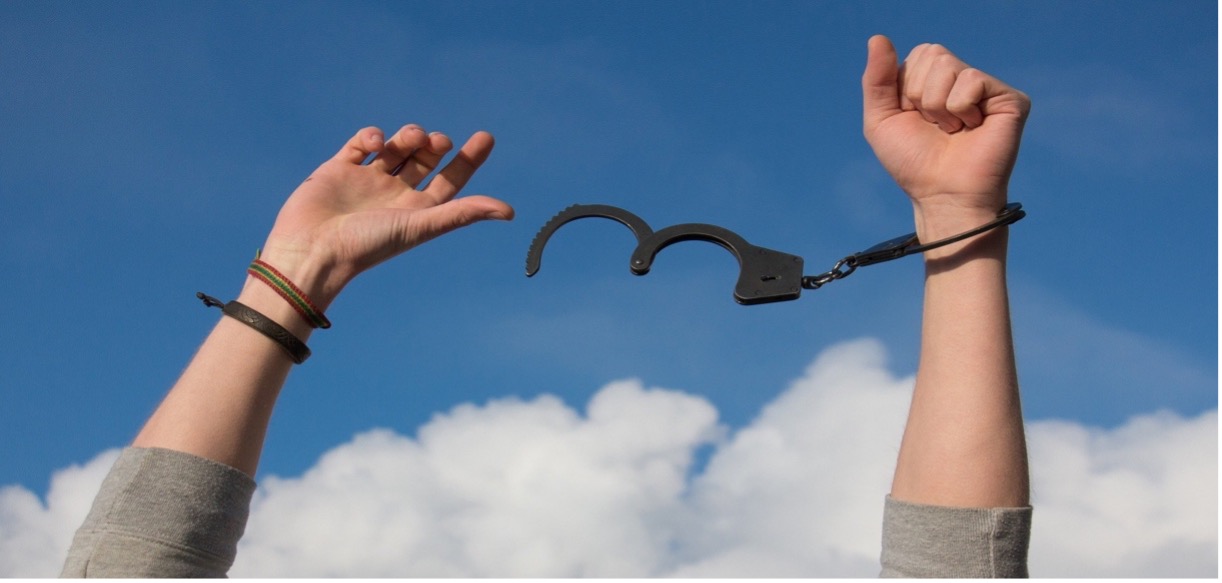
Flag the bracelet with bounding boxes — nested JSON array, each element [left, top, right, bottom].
[[197, 292, 311, 364], [247, 257, 332, 329]]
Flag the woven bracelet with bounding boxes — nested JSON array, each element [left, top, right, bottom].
[[197, 292, 311, 364], [247, 258, 332, 329]]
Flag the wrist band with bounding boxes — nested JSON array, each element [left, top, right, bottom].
[[197, 292, 311, 364], [247, 257, 332, 329]]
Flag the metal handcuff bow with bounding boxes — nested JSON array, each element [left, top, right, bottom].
[[525, 202, 1025, 305]]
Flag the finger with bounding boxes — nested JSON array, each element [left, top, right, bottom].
[[422, 131, 495, 203], [368, 124, 429, 174], [862, 35, 903, 133], [400, 195, 515, 249], [333, 127, 385, 165], [945, 68, 988, 129], [396, 132, 454, 187], [921, 54, 970, 133], [948, 67, 1031, 126], [898, 61, 916, 112], [900, 43, 935, 112]]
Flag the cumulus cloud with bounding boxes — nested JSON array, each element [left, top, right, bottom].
[[1, 339, 1215, 577], [0, 448, 119, 577], [234, 382, 721, 577], [670, 339, 912, 577], [1027, 410, 1218, 577]]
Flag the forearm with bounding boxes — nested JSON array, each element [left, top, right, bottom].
[[890, 205, 1029, 508], [132, 269, 321, 477], [129, 124, 506, 480], [64, 125, 505, 578]]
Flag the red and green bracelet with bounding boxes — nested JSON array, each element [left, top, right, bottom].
[[247, 257, 332, 329]]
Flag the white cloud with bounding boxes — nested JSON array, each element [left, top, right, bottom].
[[670, 339, 911, 577], [0, 448, 119, 577], [1026, 410, 1218, 577], [0, 339, 1215, 577], [235, 384, 721, 577]]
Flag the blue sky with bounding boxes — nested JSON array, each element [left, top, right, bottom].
[[0, 1, 1217, 574]]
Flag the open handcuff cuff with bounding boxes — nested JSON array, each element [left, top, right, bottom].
[[526, 202, 1025, 305]]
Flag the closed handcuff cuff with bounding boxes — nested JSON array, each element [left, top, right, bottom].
[[525, 202, 1025, 305]]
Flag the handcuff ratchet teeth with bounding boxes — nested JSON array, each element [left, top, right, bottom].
[[525, 202, 1024, 306]]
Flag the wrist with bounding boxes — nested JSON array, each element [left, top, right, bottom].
[[912, 196, 1010, 263], [252, 243, 352, 310], [912, 194, 1005, 235], [235, 277, 318, 343], [234, 244, 349, 339]]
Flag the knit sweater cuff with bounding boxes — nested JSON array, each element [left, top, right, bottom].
[[880, 495, 1032, 578], [61, 447, 256, 577]]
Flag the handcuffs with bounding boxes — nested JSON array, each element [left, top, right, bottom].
[[525, 202, 1025, 305]]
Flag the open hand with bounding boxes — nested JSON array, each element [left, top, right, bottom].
[[256, 125, 513, 307]]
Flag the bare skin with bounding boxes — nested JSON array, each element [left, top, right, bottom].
[[133, 125, 512, 476], [862, 35, 1030, 508], [134, 36, 1030, 513]]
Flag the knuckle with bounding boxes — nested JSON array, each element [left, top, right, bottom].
[[1016, 90, 1032, 109], [946, 96, 974, 113], [904, 43, 930, 62], [934, 53, 959, 67], [959, 67, 987, 82]]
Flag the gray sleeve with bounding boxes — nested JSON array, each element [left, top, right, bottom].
[[60, 447, 256, 578], [880, 495, 1032, 578]]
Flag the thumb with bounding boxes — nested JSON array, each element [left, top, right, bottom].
[[404, 196, 514, 247], [862, 35, 902, 133]]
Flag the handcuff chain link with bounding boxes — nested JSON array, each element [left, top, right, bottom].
[[801, 257, 858, 290], [800, 202, 1025, 291]]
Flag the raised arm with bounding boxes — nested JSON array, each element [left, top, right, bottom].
[[133, 125, 511, 475], [862, 36, 1031, 576], [62, 125, 512, 577]]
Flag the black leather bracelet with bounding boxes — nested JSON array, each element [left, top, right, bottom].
[[197, 292, 311, 364]]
